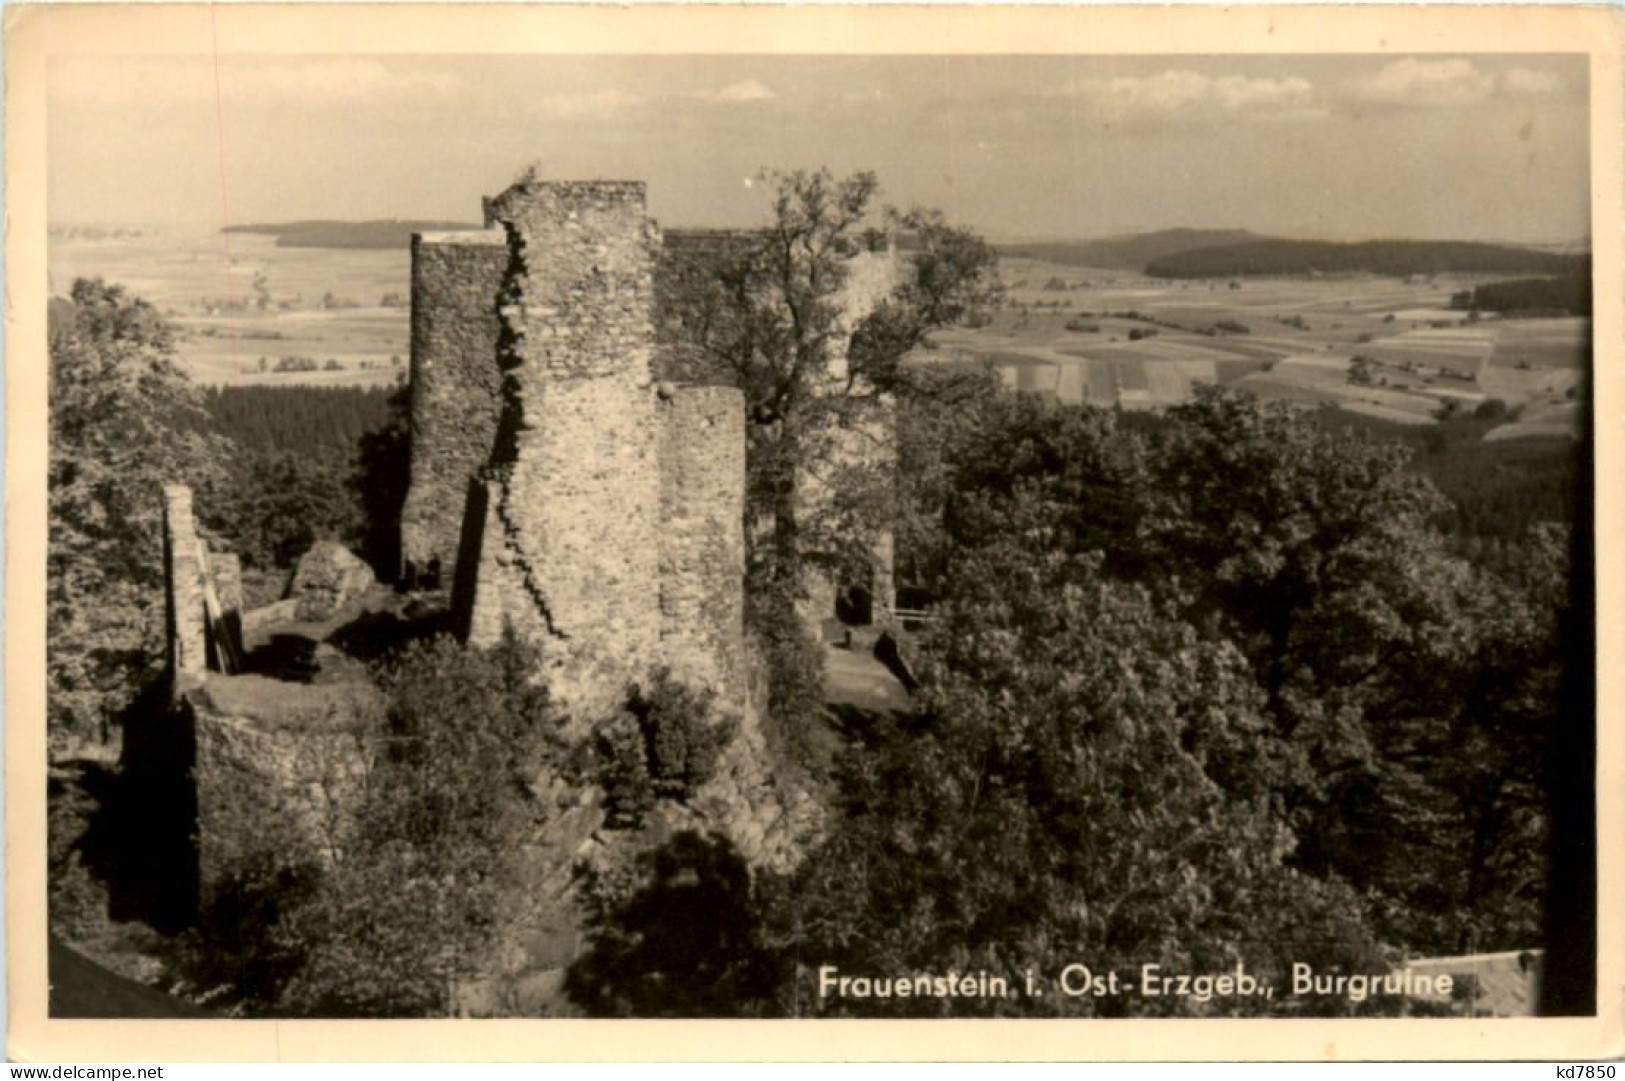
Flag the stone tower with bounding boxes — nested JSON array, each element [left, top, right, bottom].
[[399, 229, 508, 584], [455, 180, 674, 721]]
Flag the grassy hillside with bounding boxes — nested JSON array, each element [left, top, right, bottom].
[[1146, 240, 1585, 280]]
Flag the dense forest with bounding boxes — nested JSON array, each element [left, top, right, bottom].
[[1145, 240, 1585, 280], [197, 385, 397, 455], [1452, 275, 1592, 317], [998, 228, 1263, 270]]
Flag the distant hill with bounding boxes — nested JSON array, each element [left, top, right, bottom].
[[222, 220, 479, 250], [998, 229, 1266, 270], [1145, 239, 1587, 280]]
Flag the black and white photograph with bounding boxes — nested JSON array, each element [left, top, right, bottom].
[[8, 2, 1619, 1058]]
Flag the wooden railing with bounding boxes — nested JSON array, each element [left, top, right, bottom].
[[881, 605, 937, 628]]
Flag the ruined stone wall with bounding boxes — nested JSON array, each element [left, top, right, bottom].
[[653, 229, 767, 382], [188, 675, 376, 904], [657, 384, 747, 708], [163, 485, 244, 685], [463, 180, 666, 722], [801, 249, 903, 624], [208, 553, 245, 672], [163, 486, 209, 681], [423, 182, 902, 706], [408, 226, 761, 575], [826, 248, 902, 383], [399, 230, 508, 582]]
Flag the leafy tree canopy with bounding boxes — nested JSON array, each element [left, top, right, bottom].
[[48, 279, 229, 754]]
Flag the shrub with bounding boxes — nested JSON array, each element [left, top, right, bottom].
[[1064, 318, 1101, 333], [172, 631, 565, 1017], [595, 712, 657, 829], [568, 832, 789, 1017], [1214, 319, 1251, 335], [747, 590, 826, 779], [1127, 327, 1158, 342], [1348, 355, 1377, 386], [597, 669, 737, 827], [630, 669, 733, 797]]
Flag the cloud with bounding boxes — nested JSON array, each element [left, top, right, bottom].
[[1501, 67, 1564, 97], [1338, 59, 1495, 109], [227, 59, 463, 103], [697, 79, 776, 104], [530, 89, 643, 121], [1047, 70, 1321, 126], [1336, 58, 1573, 112], [51, 57, 463, 108], [522, 79, 774, 124]]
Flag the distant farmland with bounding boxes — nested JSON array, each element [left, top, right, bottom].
[[50, 224, 1591, 437], [49, 227, 408, 387], [923, 252, 1588, 439], [223, 219, 478, 250]]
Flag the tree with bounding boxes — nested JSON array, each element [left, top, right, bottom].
[[251, 272, 272, 312], [47, 279, 229, 755], [786, 489, 1389, 1017], [923, 387, 1563, 958], [659, 169, 999, 758], [212, 450, 363, 570], [660, 168, 1001, 600], [891, 364, 1004, 594], [352, 384, 412, 578]]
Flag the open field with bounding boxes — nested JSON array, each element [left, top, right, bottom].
[[50, 228, 408, 387], [52, 230, 1589, 437], [927, 256, 1588, 437]]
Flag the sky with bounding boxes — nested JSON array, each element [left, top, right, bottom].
[[47, 53, 1591, 244]]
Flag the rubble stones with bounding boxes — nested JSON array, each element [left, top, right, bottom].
[[288, 541, 377, 620]]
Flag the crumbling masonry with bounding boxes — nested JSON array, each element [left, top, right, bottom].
[[162, 176, 892, 1011], [402, 182, 900, 683], [162, 484, 243, 683], [162, 486, 373, 905], [444, 180, 747, 720]]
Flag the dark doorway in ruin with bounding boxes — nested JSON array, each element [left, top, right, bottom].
[[836, 583, 873, 627], [399, 556, 444, 594], [240, 634, 321, 683]]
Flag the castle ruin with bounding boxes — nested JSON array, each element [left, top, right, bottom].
[[157, 175, 899, 1009], [446, 179, 747, 721], [403, 175, 899, 718]]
